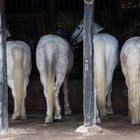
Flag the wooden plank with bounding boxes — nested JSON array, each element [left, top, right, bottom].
[[0, 0, 8, 130], [83, 0, 95, 127]]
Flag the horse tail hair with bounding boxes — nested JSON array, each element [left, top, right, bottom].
[[12, 47, 24, 116], [94, 38, 106, 119], [45, 44, 56, 117], [127, 46, 140, 124]]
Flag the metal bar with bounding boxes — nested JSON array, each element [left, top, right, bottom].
[[68, 0, 71, 11], [9, 0, 14, 12], [83, 0, 95, 127], [73, 0, 76, 11], [62, 0, 65, 10], [137, 0, 139, 8], [21, 0, 24, 12], [102, 0, 105, 9], [25, 0, 28, 12], [48, 0, 57, 21], [0, 0, 8, 130], [31, 0, 34, 12], [36, 0, 39, 12], [7, 0, 12, 12], [79, 0, 82, 11], [109, 0, 112, 9], [41, 0, 44, 11], [14, 0, 18, 12]]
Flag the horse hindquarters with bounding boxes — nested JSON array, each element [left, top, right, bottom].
[[94, 39, 106, 119], [126, 47, 140, 124]]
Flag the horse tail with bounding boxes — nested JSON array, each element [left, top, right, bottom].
[[94, 38, 106, 118], [127, 46, 140, 124], [45, 44, 56, 117], [12, 47, 24, 116]]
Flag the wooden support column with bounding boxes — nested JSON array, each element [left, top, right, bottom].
[[76, 0, 102, 133], [0, 0, 8, 130], [83, 0, 95, 127]]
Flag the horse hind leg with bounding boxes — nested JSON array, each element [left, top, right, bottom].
[[106, 84, 113, 114], [11, 47, 24, 120], [54, 85, 61, 121], [40, 75, 54, 123], [63, 76, 72, 115], [54, 82, 62, 120], [96, 108, 101, 124], [11, 87, 24, 120], [106, 49, 117, 115], [10, 84, 21, 120], [20, 78, 29, 120], [44, 88, 54, 123], [54, 73, 66, 120], [94, 87, 101, 123]]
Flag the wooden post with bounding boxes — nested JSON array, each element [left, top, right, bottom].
[[76, 0, 102, 133], [83, 0, 95, 127], [0, 0, 8, 130]]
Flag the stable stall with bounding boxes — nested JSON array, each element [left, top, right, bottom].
[[0, 0, 139, 136]]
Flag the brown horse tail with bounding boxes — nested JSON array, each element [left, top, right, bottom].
[[12, 47, 24, 116], [45, 44, 56, 117], [94, 38, 106, 119], [127, 46, 140, 124]]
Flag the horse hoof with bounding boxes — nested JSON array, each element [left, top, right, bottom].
[[65, 109, 72, 115], [45, 117, 53, 123], [54, 118, 63, 122], [107, 109, 114, 115], [21, 115, 27, 120], [54, 115, 62, 120], [11, 114, 21, 120], [132, 120, 139, 125], [96, 118, 101, 124]]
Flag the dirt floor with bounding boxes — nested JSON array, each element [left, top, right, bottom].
[[1, 113, 140, 140]]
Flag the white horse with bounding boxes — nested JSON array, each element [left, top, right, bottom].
[[36, 31, 74, 123], [5, 30, 32, 120], [120, 37, 140, 124], [71, 20, 118, 122]]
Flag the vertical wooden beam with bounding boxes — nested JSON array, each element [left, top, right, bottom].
[[76, 0, 102, 133], [83, 0, 95, 127], [0, 0, 8, 130]]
